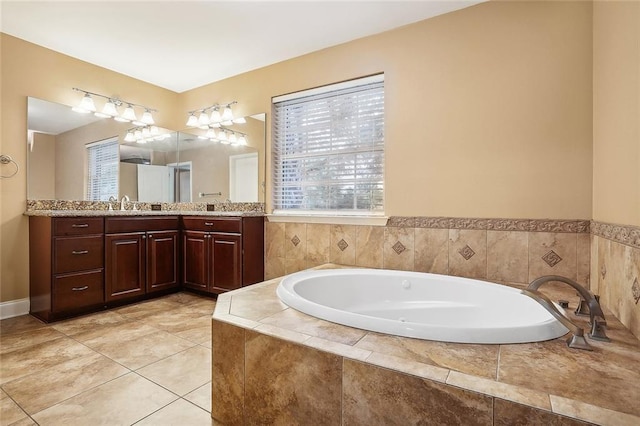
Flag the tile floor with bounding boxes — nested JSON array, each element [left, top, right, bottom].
[[0, 292, 216, 425]]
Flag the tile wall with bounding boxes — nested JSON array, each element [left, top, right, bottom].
[[591, 221, 640, 338], [265, 217, 591, 287]]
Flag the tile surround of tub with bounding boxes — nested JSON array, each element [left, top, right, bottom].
[[591, 221, 640, 339], [266, 216, 591, 287]]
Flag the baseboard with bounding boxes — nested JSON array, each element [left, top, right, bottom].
[[0, 298, 30, 320]]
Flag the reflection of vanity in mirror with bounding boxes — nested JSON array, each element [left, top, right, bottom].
[[27, 97, 265, 204]]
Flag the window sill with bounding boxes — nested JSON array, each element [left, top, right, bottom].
[[266, 214, 388, 226]]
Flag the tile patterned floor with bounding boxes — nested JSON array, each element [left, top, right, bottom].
[[0, 292, 215, 425]]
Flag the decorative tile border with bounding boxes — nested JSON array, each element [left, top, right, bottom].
[[26, 199, 265, 213], [591, 220, 640, 249], [388, 216, 590, 233]]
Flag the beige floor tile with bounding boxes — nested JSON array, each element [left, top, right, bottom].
[[0, 327, 66, 355], [51, 310, 129, 337], [1, 388, 30, 426], [70, 320, 157, 344], [137, 346, 211, 396], [174, 321, 212, 345], [32, 373, 177, 426], [141, 310, 212, 334], [135, 398, 213, 425], [0, 337, 94, 385], [163, 292, 211, 305], [0, 316, 46, 337], [184, 382, 212, 413], [88, 330, 196, 370], [2, 352, 129, 415], [113, 299, 185, 320]]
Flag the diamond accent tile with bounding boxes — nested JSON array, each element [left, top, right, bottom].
[[542, 250, 562, 267], [458, 245, 475, 261], [632, 277, 640, 305], [291, 235, 300, 247], [392, 241, 406, 255], [337, 239, 349, 252]]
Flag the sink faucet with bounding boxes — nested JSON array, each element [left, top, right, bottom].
[[120, 195, 130, 211], [108, 196, 117, 211], [527, 275, 610, 342]]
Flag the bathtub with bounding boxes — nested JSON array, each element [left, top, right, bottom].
[[276, 269, 569, 344]]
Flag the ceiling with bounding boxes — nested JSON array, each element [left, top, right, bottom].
[[1, 1, 482, 93]]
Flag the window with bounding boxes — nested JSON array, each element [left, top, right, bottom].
[[86, 137, 119, 201], [272, 74, 384, 215]]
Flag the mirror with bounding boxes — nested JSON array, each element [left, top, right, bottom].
[[27, 97, 266, 203]]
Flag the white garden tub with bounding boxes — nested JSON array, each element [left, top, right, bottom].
[[276, 269, 569, 344]]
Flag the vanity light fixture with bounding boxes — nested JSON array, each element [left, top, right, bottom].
[[124, 125, 170, 144], [186, 101, 247, 128], [71, 88, 157, 125]]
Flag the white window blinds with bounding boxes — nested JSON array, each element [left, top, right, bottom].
[[86, 137, 119, 201], [272, 74, 384, 214]]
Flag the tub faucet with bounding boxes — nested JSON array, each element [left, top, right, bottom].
[[527, 275, 610, 342], [120, 195, 130, 211]]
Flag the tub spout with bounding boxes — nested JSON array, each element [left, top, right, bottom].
[[527, 275, 610, 342], [521, 289, 591, 350]]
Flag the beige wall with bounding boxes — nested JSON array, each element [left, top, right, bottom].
[[28, 133, 56, 199], [181, 1, 594, 219], [0, 34, 180, 302], [0, 1, 611, 304], [593, 1, 640, 227]]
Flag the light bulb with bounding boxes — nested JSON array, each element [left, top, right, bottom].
[[124, 131, 136, 142], [102, 100, 119, 117], [141, 109, 154, 125], [222, 105, 233, 122], [198, 111, 210, 126], [122, 104, 137, 121], [233, 116, 246, 124], [210, 108, 222, 123], [72, 93, 96, 113], [186, 113, 198, 127]]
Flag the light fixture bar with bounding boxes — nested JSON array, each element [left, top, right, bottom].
[[72, 88, 157, 112]]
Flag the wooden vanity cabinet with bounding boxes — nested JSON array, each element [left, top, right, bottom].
[[182, 216, 264, 295], [105, 217, 179, 303], [29, 216, 105, 322]]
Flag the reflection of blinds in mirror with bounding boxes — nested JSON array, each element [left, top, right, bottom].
[[86, 137, 119, 201]]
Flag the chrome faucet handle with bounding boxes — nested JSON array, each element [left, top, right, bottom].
[[108, 196, 117, 211]]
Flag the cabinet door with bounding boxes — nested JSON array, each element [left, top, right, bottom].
[[146, 230, 179, 293], [183, 231, 209, 290], [211, 233, 242, 293], [105, 233, 146, 302]]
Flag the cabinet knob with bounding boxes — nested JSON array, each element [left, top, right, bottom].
[[142, 235, 146, 239]]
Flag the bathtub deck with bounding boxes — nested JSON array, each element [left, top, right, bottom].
[[212, 264, 640, 425]]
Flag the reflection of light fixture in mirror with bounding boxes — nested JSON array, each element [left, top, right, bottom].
[[150, 126, 159, 135], [228, 132, 237, 144], [221, 104, 234, 124], [210, 107, 222, 123], [238, 135, 247, 145], [217, 129, 227, 142], [233, 116, 246, 124], [206, 128, 217, 139], [72, 93, 96, 113], [134, 130, 143, 140], [186, 113, 198, 127], [71, 88, 157, 125], [124, 131, 136, 142], [142, 127, 151, 138]]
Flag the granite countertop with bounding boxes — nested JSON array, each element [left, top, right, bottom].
[[213, 264, 640, 426], [24, 210, 265, 217]]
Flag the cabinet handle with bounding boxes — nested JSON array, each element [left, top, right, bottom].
[[71, 250, 89, 255], [71, 286, 89, 291], [205, 222, 214, 226], [71, 224, 89, 228]]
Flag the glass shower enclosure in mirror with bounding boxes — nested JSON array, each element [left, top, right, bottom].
[[177, 113, 265, 203]]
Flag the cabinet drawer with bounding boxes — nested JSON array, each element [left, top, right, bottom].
[[53, 270, 104, 312], [54, 235, 104, 274], [105, 217, 179, 234], [54, 217, 103, 236], [182, 217, 242, 233]]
